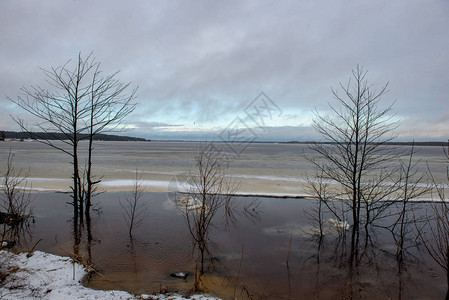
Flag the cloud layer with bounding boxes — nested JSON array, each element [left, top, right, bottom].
[[1, 0, 448, 141]]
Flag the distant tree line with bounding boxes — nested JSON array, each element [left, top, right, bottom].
[[282, 140, 449, 147], [2, 131, 148, 142]]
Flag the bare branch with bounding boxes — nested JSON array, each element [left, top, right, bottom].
[[7, 52, 137, 222]]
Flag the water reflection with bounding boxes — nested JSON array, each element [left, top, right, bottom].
[[298, 201, 448, 300], [1, 216, 34, 249], [8, 192, 448, 299], [72, 214, 95, 279]]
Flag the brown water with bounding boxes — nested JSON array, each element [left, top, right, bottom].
[[7, 192, 448, 299]]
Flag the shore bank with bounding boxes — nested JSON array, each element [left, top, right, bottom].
[[0, 250, 219, 300]]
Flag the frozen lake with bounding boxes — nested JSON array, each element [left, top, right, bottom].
[[1, 140, 447, 197], [1, 140, 449, 298]]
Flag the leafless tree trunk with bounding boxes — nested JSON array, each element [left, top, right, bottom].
[[8, 52, 136, 222], [84, 62, 136, 218], [307, 65, 399, 261], [175, 143, 238, 291], [120, 170, 146, 237]]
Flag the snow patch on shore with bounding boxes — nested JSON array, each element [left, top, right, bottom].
[[0, 250, 220, 300]]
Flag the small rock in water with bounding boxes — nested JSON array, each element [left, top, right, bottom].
[[1, 240, 16, 248], [169, 272, 189, 279]]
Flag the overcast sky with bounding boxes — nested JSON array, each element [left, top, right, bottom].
[[1, 0, 448, 141]]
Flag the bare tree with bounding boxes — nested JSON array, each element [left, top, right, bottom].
[[418, 143, 449, 299], [0, 150, 33, 224], [8, 52, 136, 222], [388, 143, 429, 261], [120, 170, 146, 237], [418, 200, 449, 300], [307, 65, 399, 257], [175, 143, 238, 291], [304, 170, 331, 239], [84, 61, 136, 219], [1, 150, 33, 250]]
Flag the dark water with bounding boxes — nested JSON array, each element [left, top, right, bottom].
[[8, 192, 448, 299]]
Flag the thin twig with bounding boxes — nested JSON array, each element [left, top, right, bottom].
[[26, 238, 42, 258]]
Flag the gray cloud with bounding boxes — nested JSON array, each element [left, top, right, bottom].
[[1, 0, 448, 141], [132, 121, 183, 129]]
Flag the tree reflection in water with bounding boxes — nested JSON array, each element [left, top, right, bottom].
[[7, 192, 449, 299], [296, 202, 443, 300], [1, 217, 34, 250], [71, 213, 98, 282]]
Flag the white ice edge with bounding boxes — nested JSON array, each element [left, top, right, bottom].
[[100, 179, 175, 188], [2, 174, 443, 191], [0, 177, 69, 182], [0, 250, 220, 300], [0, 184, 69, 192], [1, 176, 445, 202]]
